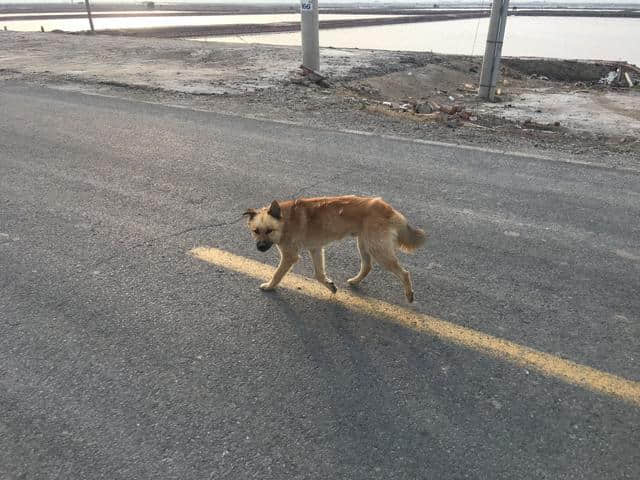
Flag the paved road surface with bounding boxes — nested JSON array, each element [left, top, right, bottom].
[[1, 83, 639, 479]]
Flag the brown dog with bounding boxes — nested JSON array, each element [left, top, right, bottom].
[[243, 196, 426, 302]]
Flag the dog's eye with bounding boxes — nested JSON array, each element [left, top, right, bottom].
[[253, 229, 260, 234], [265, 229, 273, 235]]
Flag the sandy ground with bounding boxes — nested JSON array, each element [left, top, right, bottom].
[[1, 31, 639, 167], [480, 91, 640, 138], [0, 31, 417, 94]]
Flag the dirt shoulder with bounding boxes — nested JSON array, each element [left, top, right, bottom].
[[1, 31, 639, 170]]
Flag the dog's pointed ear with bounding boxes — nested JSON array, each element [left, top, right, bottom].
[[242, 208, 257, 220], [268, 200, 281, 219]]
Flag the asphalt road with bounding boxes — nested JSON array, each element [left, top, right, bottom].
[[1, 83, 639, 480]]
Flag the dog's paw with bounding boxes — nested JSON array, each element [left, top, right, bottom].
[[260, 283, 275, 291], [406, 291, 414, 303], [327, 281, 337, 294], [347, 277, 360, 286]]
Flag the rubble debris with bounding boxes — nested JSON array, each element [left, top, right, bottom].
[[351, 83, 380, 96], [415, 102, 434, 114], [376, 98, 477, 127], [289, 65, 331, 88], [601, 71, 618, 85], [521, 119, 562, 131], [624, 72, 634, 88], [528, 74, 550, 81], [599, 62, 640, 87], [438, 104, 463, 115]]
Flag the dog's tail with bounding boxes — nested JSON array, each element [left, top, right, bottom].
[[397, 222, 427, 253]]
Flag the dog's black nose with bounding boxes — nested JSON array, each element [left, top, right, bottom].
[[257, 241, 271, 252]]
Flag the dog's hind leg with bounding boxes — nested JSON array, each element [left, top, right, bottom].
[[370, 241, 414, 303], [347, 236, 372, 286], [309, 248, 337, 293], [260, 246, 299, 291]]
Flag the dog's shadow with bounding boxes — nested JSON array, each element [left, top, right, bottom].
[[263, 287, 457, 471]]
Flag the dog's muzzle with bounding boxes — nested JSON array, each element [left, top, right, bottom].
[[256, 240, 272, 252]]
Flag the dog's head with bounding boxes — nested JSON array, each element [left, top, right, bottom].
[[243, 200, 283, 252]]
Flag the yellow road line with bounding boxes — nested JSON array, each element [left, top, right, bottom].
[[190, 246, 640, 407]]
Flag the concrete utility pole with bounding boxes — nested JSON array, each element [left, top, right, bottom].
[[300, 0, 320, 71], [478, 0, 510, 101], [84, 0, 95, 33]]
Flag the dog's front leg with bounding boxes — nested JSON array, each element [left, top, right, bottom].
[[309, 248, 337, 293], [260, 246, 299, 291]]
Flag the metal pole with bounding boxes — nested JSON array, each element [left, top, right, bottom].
[[300, 0, 320, 71], [478, 0, 509, 101], [84, 0, 95, 33]]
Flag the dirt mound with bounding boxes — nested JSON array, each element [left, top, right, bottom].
[[501, 58, 610, 82]]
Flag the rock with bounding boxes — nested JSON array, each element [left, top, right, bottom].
[[416, 102, 433, 114], [439, 104, 463, 115], [522, 119, 561, 131], [289, 77, 311, 87]]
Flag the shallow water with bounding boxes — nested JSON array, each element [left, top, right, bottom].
[[198, 16, 640, 65], [0, 10, 187, 17], [0, 13, 398, 32]]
